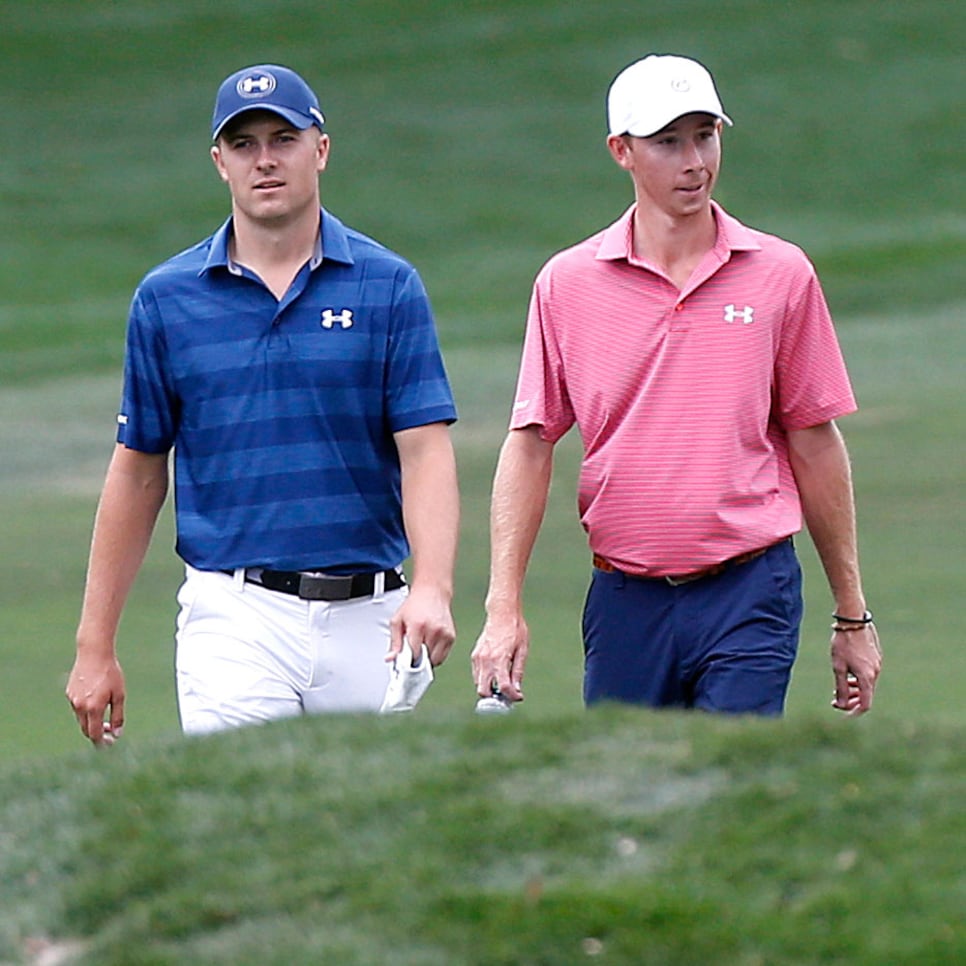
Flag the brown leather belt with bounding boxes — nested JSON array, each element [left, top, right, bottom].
[[592, 544, 775, 587]]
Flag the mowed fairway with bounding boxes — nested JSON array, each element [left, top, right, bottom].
[[1, 0, 964, 764]]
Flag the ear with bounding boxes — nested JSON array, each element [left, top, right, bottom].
[[606, 134, 634, 171], [316, 133, 331, 174], [210, 144, 230, 184]]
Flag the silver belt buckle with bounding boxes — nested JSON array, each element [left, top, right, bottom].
[[664, 570, 706, 587], [297, 573, 353, 601]]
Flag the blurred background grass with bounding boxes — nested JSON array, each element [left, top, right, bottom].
[[0, 0, 963, 761]]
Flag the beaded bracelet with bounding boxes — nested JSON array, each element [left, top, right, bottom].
[[831, 609, 874, 633]]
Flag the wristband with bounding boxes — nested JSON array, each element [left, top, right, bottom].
[[831, 609, 874, 633], [832, 610, 873, 624]]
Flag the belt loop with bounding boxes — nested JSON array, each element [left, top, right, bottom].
[[234, 567, 246, 591], [373, 570, 386, 599]]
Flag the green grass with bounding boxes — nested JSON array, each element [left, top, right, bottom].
[[1, 0, 964, 384], [2, 709, 963, 964], [1, 1, 964, 960]]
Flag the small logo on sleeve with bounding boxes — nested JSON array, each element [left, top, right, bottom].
[[320, 308, 354, 330]]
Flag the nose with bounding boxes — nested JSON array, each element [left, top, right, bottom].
[[255, 142, 277, 169], [682, 139, 705, 171]]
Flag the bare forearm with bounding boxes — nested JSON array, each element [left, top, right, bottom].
[[787, 421, 865, 615], [788, 421, 882, 714], [484, 427, 554, 615], [68, 445, 168, 745], [397, 424, 459, 596], [471, 427, 554, 700], [392, 424, 459, 665], [76, 445, 169, 653]]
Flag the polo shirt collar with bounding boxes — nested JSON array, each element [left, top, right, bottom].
[[709, 201, 762, 256], [596, 206, 636, 262], [203, 217, 234, 274], [596, 200, 762, 264], [319, 208, 355, 266], [200, 207, 355, 276]]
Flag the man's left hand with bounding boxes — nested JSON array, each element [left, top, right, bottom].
[[831, 623, 882, 715], [388, 585, 456, 667]]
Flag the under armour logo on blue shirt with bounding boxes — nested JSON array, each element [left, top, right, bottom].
[[320, 308, 354, 330]]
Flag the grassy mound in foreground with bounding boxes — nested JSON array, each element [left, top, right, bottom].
[[2, 708, 962, 965]]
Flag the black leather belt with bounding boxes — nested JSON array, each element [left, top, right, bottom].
[[223, 567, 405, 601]]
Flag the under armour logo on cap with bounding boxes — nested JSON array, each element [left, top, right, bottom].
[[237, 71, 276, 97]]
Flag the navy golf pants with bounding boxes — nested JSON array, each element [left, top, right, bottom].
[[582, 538, 802, 715]]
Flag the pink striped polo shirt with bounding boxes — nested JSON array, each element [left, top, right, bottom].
[[510, 202, 857, 576]]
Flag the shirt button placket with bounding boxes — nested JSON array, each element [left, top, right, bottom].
[[670, 300, 688, 332]]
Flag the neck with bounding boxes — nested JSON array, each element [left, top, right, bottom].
[[631, 201, 717, 289], [229, 206, 321, 301], [230, 204, 321, 270]]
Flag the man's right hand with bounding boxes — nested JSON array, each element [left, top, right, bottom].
[[66, 651, 126, 747], [471, 614, 530, 704]]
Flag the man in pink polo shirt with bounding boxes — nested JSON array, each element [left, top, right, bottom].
[[472, 54, 882, 716]]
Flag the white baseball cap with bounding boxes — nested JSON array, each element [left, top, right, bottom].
[[607, 54, 733, 137]]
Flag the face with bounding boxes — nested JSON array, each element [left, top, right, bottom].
[[210, 111, 330, 226], [607, 113, 722, 218]]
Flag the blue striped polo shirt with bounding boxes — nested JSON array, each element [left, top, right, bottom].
[[117, 208, 457, 573]]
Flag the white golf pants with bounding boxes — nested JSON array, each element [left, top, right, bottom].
[[175, 566, 407, 735]]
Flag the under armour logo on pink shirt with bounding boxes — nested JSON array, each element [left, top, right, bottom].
[[724, 304, 755, 325]]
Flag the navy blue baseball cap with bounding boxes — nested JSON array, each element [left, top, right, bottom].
[[211, 64, 326, 140]]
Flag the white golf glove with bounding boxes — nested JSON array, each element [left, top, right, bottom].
[[379, 640, 434, 713]]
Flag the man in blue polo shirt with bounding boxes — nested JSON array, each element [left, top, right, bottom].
[[66, 65, 460, 743]]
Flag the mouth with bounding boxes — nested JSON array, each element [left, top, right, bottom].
[[254, 180, 285, 191]]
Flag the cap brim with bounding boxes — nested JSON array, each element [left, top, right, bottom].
[[622, 109, 733, 138], [212, 105, 320, 140]]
